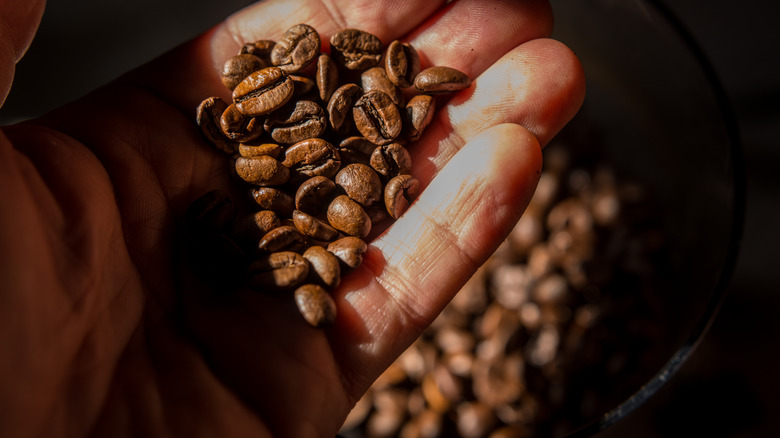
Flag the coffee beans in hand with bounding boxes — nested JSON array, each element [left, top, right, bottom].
[[193, 23, 471, 327]]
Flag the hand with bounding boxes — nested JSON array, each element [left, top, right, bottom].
[[0, 0, 584, 436]]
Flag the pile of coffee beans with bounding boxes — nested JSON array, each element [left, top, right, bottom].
[[191, 24, 470, 327], [338, 143, 673, 437]]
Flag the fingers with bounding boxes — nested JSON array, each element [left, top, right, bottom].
[[331, 123, 543, 393]]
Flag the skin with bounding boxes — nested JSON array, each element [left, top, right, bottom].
[[0, 0, 585, 437]]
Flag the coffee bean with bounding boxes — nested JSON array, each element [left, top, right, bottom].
[[282, 138, 341, 181], [385, 174, 420, 219], [233, 67, 294, 116], [270, 23, 320, 74], [257, 225, 307, 252], [414, 66, 471, 94], [220, 103, 264, 142], [303, 245, 341, 289], [184, 189, 236, 233], [353, 90, 402, 145], [196, 97, 237, 155], [292, 210, 340, 242], [234, 155, 290, 186], [385, 40, 420, 88], [327, 83, 363, 134], [403, 94, 436, 142], [369, 142, 412, 179], [361, 66, 403, 106], [327, 195, 371, 238], [330, 29, 383, 71], [289, 74, 317, 98], [233, 210, 282, 249], [247, 251, 309, 291], [295, 175, 337, 215], [239, 39, 276, 63], [335, 163, 382, 207], [263, 100, 327, 144], [327, 236, 368, 271], [337, 136, 376, 166], [238, 142, 282, 159], [294, 284, 337, 327], [316, 53, 338, 102], [221, 53, 266, 91], [250, 187, 294, 217]]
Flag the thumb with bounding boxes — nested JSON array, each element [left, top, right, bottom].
[[0, 0, 47, 107]]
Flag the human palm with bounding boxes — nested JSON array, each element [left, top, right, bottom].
[[0, 0, 584, 436]]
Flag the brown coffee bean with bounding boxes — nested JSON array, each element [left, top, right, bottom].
[[196, 97, 237, 155], [403, 94, 436, 142], [327, 195, 371, 238], [330, 29, 383, 71], [353, 90, 402, 145], [270, 23, 320, 73], [239, 39, 275, 63], [385, 174, 420, 219], [294, 284, 337, 327], [414, 66, 472, 94], [327, 236, 368, 273], [234, 155, 290, 186], [233, 67, 294, 116], [335, 163, 382, 207], [337, 136, 376, 166], [303, 245, 341, 289], [238, 142, 282, 159], [385, 40, 420, 88], [257, 225, 307, 252], [247, 251, 309, 291], [369, 142, 412, 179], [364, 202, 389, 225], [250, 187, 294, 217], [221, 53, 266, 91], [361, 66, 403, 106], [292, 210, 340, 242], [316, 53, 338, 102], [233, 210, 282, 248], [295, 175, 337, 215], [263, 100, 327, 144], [327, 83, 363, 134], [289, 74, 317, 98], [184, 189, 235, 233], [220, 103, 264, 142], [282, 138, 341, 181]]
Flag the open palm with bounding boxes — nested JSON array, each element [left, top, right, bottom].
[[0, 0, 584, 436]]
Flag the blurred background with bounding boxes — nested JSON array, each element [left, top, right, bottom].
[[1, 0, 777, 436]]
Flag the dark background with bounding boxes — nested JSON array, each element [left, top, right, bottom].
[[1, 1, 778, 436]]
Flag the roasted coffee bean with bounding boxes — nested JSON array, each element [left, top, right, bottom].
[[338, 136, 376, 166], [414, 66, 472, 94], [353, 90, 402, 145], [184, 190, 236, 233], [233, 210, 282, 248], [385, 40, 421, 88], [220, 103, 263, 142], [403, 94, 436, 142], [263, 100, 327, 144], [282, 138, 341, 181], [369, 142, 412, 179], [385, 174, 420, 219], [327, 195, 371, 238], [247, 251, 309, 291], [196, 97, 237, 155], [316, 53, 338, 102], [330, 29, 383, 71], [233, 67, 294, 116], [303, 245, 341, 289], [335, 163, 383, 207], [294, 284, 337, 327], [257, 225, 307, 252], [292, 210, 340, 241], [221, 53, 266, 91], [295, 175, 337, 215], [239, 39, 275, 63], [327, 83, 363, 134], [250, 187, 294, 217], [289, 74, 317, 98], [238, 142, 282, 159], [327, 236, 368, 271], [361, 66, 403, 106], [270, 23, 320, 73], [235, 155, 290, 186], [364, 202, 389, 225]]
